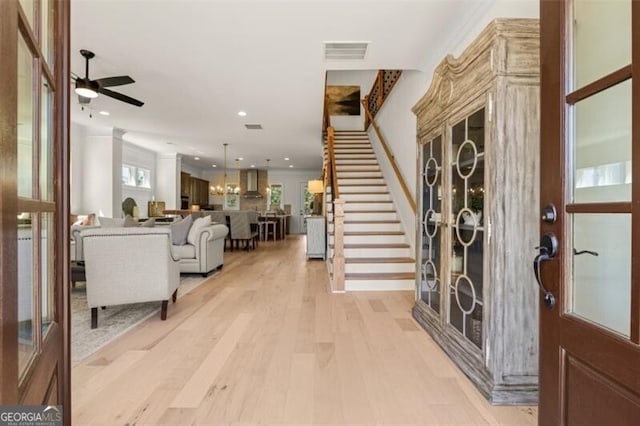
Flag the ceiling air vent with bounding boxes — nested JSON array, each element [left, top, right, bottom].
[[324, 41, 369, 60], [244, 124, 263, 130]]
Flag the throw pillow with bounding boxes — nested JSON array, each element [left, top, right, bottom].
[[170, 215, 193, 245], [123, 215, 138, 227], [141, 218, 156, 228], [187, 216, 212, 245], [98, 216, 125, 228]]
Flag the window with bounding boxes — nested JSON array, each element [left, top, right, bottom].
[[268, 184, 283, 209], [122, 164, 151, 188]]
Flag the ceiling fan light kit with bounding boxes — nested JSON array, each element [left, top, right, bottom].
[[72, 49, 144, 107]]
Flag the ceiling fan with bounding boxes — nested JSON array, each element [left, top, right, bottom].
[[72, 49, 144, 107]]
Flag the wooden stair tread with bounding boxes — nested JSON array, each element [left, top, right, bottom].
[[330, 243, 410, 249], [345, 272, 415, 280], [345, 257, 414, 263], [338, 183, 387, 187], [337, 191, 390, 194], [340, 219, 400, 223], [343, 210, 396, 213], [329, 230, 404, 236], [334, 162, 379, 165], [337, 176, 383, 179], [340, 200, 392, 203]]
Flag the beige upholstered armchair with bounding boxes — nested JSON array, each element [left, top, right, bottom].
[[81, 227, 180, 328]]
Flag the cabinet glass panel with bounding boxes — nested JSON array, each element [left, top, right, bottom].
[[18, 34, 34, 199], [18, 0, 34, 28], [41, 0, 55, 71], [420, 135, 442, 313], [572, 80, 631, 203], [41, 213, 55, 337], [17, 213, 35, 377], [572, 0, 631, 90], [41, 77, 54, 201], [570, 213, 631, 337], [449, 108, 485, 349]]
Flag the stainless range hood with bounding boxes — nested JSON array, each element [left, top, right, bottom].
[[243, 169, 263, 198]]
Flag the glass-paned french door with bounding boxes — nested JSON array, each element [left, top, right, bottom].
[[1, 0, 67, 408]]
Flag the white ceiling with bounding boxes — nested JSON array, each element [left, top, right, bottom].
[[71, 0, 490, 171]]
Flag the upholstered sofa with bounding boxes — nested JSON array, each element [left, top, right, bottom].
[[81, 227, 180, 328], [174, 223, 228, 276], [72, 222, 228, 277]]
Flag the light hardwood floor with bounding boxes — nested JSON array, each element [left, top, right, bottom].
[[72, 235, 538, 425]]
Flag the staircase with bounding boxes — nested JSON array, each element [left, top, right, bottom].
[[326, 130, 415, 291]]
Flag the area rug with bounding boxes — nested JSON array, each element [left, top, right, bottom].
[[71, 275, 210, 362]]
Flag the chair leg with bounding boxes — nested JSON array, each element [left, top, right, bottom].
[[161, 300, 169, 320], [172, 289, 178, 303], [91, 307, 98, 329]]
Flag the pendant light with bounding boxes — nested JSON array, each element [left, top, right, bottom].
[[223, 143, 229, 193], [265, 158, 271, 192]]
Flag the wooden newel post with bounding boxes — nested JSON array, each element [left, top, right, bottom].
[[332, 198, 345, 292]]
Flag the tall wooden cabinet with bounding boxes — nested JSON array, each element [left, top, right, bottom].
[[412, 19, 540, 404]]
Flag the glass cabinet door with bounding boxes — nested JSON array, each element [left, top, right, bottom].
[[420, 135, 443, 313], [448, 108, 485, 349]]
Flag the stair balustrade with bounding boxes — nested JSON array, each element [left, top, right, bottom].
[[363, 70, 403, 130]]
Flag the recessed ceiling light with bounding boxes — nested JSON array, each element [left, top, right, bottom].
[[238, 157, 244, 161], [166, 142, 174, 145], [289, 165, 294, 168], [250, 165, 255, 168], [284, 157, 290, 161], [99, 111, 110, 116], [194, 157, 200, 160], [212, 164, 217, 168], [237, 111, 247, 117]]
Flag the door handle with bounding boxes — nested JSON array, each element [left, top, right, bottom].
[[533, 232, 558, 309]]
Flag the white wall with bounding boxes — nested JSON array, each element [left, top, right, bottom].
[[181, 163, 205, 178], [373, 0, 539, 253], [70, 122, 86, 213], [81, 134, 114, 217], [156, 153, 181, 210], [327, 70, 378, 130]]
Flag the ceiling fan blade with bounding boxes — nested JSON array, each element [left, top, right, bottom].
[[98, 87, 144, 107], [71, 71, 79, 81], [94, 75, 135, 88]]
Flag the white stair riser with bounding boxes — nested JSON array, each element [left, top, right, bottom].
[[335, 159, 379, 165], [329, 234, 407, 245], [344, 212, 397, 221], [334, 153, 376, 158], [345, 263, 415, 274], [330, 247, 411, 257], [334, 150, 374, 155], [339, 193, 390, 201], [338, 178, 385, 185], [328, 201, 394, 211], [337, 186, 388, 193], [329, 222, 402, 232], [334, 143, 372, 148], [343, 203, 395, 212], [345, 279, 415, 291], [336, 164, 381, 176], [338, 171, 382, 178]]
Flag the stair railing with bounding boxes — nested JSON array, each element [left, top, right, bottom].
[[363, 70, 403, 130], [324, 126, 344, 292], [362, 100, 417, 214]]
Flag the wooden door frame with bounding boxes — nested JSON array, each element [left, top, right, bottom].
[[539, 1, 565, 422], [0, 0, 70, 417], [540, 0, 640, 424], [0, 0, 20, 404]]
